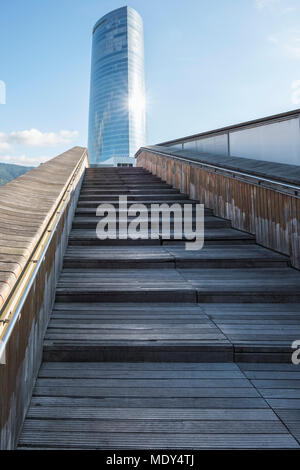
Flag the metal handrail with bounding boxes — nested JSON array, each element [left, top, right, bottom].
[[0, 150, 88, 359], [157, 108, 300, 147], [136, 145, 300, 198]]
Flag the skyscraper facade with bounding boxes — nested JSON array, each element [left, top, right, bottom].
[[88, 6, 146, 166]]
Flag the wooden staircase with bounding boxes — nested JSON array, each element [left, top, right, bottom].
[[18, 167, 300, 449]]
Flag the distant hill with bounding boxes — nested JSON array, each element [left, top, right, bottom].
[[0, 162, 34, 186]]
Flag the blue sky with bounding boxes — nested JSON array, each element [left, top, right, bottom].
[[0, 0, 300, 166]]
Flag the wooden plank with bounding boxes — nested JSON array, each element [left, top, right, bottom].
[[18, 432, 298, 449], [20, 418, 287, 434], [40, 361, 239, 371], [34, 377, 250, 389], [25, 406, 279, 421], [32, 386, 260, 398], [36, 368, 245, 378]]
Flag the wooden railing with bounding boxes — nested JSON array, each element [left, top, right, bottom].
[[0, 147, 89, 449], [136, 145, 300, 270]]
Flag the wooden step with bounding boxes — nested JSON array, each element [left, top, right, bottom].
[[63, 245, 288, 269], [68, 228, 256, 245], [56, 268, 197, 303], [179, 268, 300, 303], [80, 188, 181, 195], [81, 183, 174, 189], [44, 303, 231, 362], [72, 215, 231, 230], [75, 207, 213, 216], [203, 304, 300, 362], [76, 198, 196, 207], [55, 267, 300, 304], [79, 194, 190, 201], [18, 362, 299, 449]]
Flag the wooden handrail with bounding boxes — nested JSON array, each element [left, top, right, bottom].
[[136, 146, 300, 269], [136, 145, 300, 197], [0, 148, 88, 345]]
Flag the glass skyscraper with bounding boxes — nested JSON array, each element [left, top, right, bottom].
[[88, 6, 146, 166]]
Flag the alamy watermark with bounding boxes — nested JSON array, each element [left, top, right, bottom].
[[292, 340, 300, 365], [95, 196, 204, 250], [0, 80, 6, 104]]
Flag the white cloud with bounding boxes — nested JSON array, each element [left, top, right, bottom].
[[0, 154, 50, 167], [267, 30, 300, 58], [0, 80, 6, 105], [282, 6, 296, 13], [0, 134, 10, 152], [285, 36, 300, 58], [0, 128, 78, 153], [8, 129, 78, 147], [255, 0, 280, 9], [291, 80, 300, 105], [255, 0, 296, 13], [0, 128, 79, 167]]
